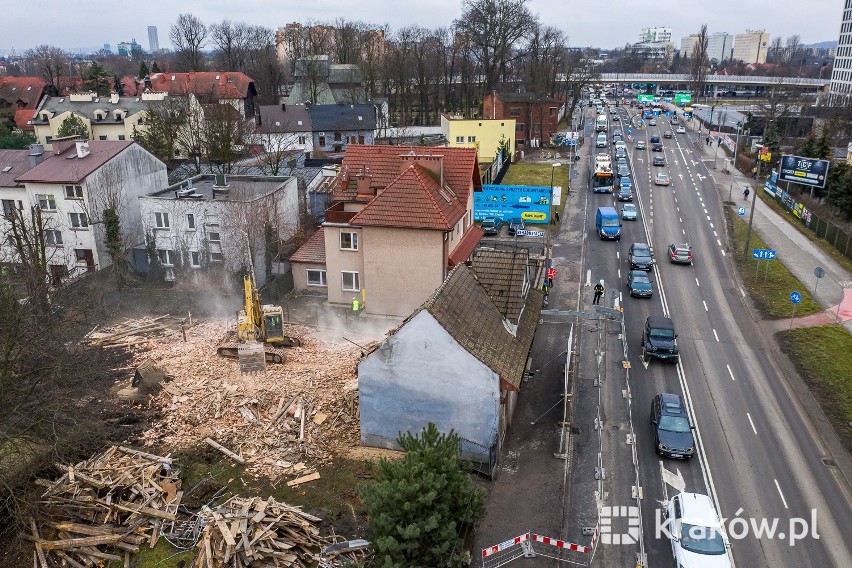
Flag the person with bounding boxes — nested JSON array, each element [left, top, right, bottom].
[[706, 136, 710, 146], [352, 298, 360, 314], [743, 187, 750, 200], [593, 282, 604, 305]]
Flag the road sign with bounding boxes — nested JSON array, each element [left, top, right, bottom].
[[790, 291, 802, 304], [627, 127, 633, 134], [737, 207, 746, 216], [706, 113, 712, 120], [779, 155, 830, 189], [752, 249, 777, 260], [814, 267, 825, 279], [516, 229, 545, 237]]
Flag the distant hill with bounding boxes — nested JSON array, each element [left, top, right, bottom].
[[807, 41, 837, 49]]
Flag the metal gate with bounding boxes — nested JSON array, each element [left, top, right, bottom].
[[481, 526, 599, 568]]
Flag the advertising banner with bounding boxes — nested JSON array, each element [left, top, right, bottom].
[[474, 184, 551, 223], [779, 155, 830, 188], [763, 170, 778, 197]]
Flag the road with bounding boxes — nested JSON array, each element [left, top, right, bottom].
[[569, 101, 852, 567]]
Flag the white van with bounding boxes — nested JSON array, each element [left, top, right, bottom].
[[596, 133, 608, 148]]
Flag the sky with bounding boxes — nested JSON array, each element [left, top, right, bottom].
[[0, 0, 843, 54]]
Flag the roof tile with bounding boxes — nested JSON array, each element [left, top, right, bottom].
[[289, 227, 326, 264], [15, 140, 134, 184], [148, 72, 254, 100]]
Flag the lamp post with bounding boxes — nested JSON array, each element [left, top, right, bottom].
[[727, 121, 743, 201], [547, 162, 562, 257]]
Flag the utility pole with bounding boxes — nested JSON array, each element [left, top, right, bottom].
[[727, 121, 742, 201], [743, 162, 768, 258], [547, 162, 562, 258]]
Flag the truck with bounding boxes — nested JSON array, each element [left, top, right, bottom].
[[595, 206, 621, 240], [596, 114, 608, 132]]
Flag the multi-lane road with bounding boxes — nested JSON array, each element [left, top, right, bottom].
[[578, 102, 852, 567]]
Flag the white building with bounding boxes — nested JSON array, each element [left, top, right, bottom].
[[733, 30, 770, 64], [640, 27, 672, 43], [830, 0, 852, 99], [138, 174, 300, 286], [707, 32, 734, 63], [680, 34, 700, 57], [147, 26, 159, 53]]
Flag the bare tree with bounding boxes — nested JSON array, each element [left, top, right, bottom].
[[170, 13, 209, 71], [133, 96, 190, 167], [521, 23, 566, 97], [559, 50, 598, 126], [23, 45, 70, 87], [210, 20, 252, 71], [690, 25, 710, 102]]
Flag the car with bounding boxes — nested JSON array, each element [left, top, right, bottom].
[[649, 119, 657, 126], [655, 172, 671, 186], [668, 243, 694, 264], [481, 217, 502, 235], [616, 158, 628, 169], [652, 142, 663, 152], [613, 129, 623, 138], [612, 134, 622, 143], [629, 242, 654, 270], [642, 315, 679, 363], [635, 140, 646, 150], [676, 125, 686, 134], [612, 115, 620, 121], [663, 130, 673, 139], [620, 176, 633, 190], [507, 218, 525, 235], [618, 186, 634, 202], [621, 203, 638, 221], [651, 393, 694, 457], [671, 115, 679, 124], [627, 270, 653, 298], [617, 164, 630, 178], [650, 135, 661, 143], [653, 156, 666, 166], [667, 492, 732, 568], [614, 140, 627, 150]]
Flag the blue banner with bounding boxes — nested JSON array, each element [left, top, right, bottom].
[[474, 184, 551, 223]]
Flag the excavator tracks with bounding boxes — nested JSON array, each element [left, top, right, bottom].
[[216, 345, 288, 364]]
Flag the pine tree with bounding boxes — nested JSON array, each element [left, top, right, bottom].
[[151, 60, 161, 73], [139, 61, 150, 78], [56, 114, 89, 139], [359, 423, 485, 568]]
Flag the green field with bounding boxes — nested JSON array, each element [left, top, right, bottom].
[[500, 163, 570, 217]]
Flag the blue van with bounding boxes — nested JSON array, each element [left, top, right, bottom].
[[596, 206, 621, 240]]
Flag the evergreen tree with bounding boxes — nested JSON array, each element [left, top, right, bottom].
[[826, 161, 852, 220], [151, 60, 161, 73], [103, 208, 128, 287], [359, 423, 485, 568], [56, 114, 89, 139], [114, 75, 124, 96], [139, 61, 150, 78], [83, 61, 111, 96], [0, 123, 36, 149]]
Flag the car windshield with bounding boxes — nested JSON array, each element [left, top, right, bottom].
[[624, 205, 636, 211], [658, 175, 669, 181], [650, 328, 675, 339], [602, 218, 620, 227], [679, 524, 727, 555], [659, 415, 691, 433], [482, 221, 495, 228], [633, 249, 650, 258]]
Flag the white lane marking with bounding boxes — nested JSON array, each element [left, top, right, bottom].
[[721, 250, 726, 257], [703, 208, 708, 214], [683, 228, 686, 235], [710, 223, 715, 229], [713, 329, 720, 342], [717, 239, 722, 246], [775, 479, 789, 509], [679, 217, 683, 223], [618, 268, 621, 279], [695, 278, 700, 287], [713, 230, 718, 237], [706, 215, 711, 221], [727, 364, 736, 381], [747, 413, 757, 435], [617, 251, 620, 260], [703, 301, 709, 312]]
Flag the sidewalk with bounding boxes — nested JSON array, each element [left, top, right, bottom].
[[678, 106, 852, 334]]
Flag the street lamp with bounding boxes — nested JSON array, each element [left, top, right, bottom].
[[547, 162, 562, 256], [727, 121, 743, 201]]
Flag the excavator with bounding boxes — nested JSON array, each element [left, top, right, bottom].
[[217, 274, 301, 364]]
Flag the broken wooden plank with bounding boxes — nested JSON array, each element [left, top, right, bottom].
[[38, 534, 124, 551], [117, 446, 172, 465], [286, 472, 320, 487], [205, 437, 245, 464]]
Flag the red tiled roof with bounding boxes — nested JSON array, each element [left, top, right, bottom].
[[0, 76, 45, 108], [349, 164, 466, 230], [15, 140, 134, 184], [332, 145, 480, 204], [14, 109, 36, 130], [148, 72, 254, 100], [289, 228, 326, 264], [448, 226, 484, 267], [56, 76, 84, 95]]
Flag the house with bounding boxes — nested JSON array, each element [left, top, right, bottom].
[[440, 113, 516, 164], [138, 174, 300, 286], [0, 77, 51, 129], [482, 91, 561, 150], [289, 145, 485, 317], [0, 149, 35, 238], [147, 72, 258, 122], [358, 258, 543, 476], [10, 138, 167, 284], [284, 55, 367, 106], [308, 103, 378, 155], [255, 103, 314, 155]]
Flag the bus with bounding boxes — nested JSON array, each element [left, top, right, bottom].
[[592, 156, 614, 193]]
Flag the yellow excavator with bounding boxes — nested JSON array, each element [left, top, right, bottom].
[[217, 274, 301, 364]]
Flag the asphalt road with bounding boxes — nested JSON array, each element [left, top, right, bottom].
[[574, 102, 852, 567]]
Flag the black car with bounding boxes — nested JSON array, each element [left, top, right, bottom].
[[507, 218, 525, 235], [481, 217, 502, 235], [651, 393, 695, 458], [642, 316, 679, 363], [618, 186, 634, 202], [652, 142, 663, 152], [653, 156, 666, 166], [627, 270, 652, 297], [617, 164, 630, 178], [650, 135, 661, 144], [628, 242, 653, 270]]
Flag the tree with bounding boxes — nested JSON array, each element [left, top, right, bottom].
[[826, 161, 852, 219], [689, 25, 709, 102], [82, 62, 111, 96], [102, 208, 127, 287], [0, 124, 36, 149], [139, 61, 149, 78], [56, 114, 90, 139], [170, 13, 208, 71], [133, 96, 189, 167], [151, 60, 162, 73], [23, 44, 69, 87], [359, 423, 485, 568]]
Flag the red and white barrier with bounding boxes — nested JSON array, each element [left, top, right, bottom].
[[531, 533, 589, 554], [481, 533, 529, 558]]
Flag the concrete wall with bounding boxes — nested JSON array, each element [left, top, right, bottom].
[[292, 261, 328, 291], [359, 310, 500, 460]]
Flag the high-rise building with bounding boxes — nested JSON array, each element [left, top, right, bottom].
[[830, 0, 852, 99], [707, 32, 734, 63], [148, 26, 159, 53], [640, 27, 672, 43], [680, 34, 700, 57], [103, 43, 112, 54], [732, 30, 770, 64]]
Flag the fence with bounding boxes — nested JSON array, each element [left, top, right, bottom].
[[480, 529, 597, 568], [459, 436, 499, 479]]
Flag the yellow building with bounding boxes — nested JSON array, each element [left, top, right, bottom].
[[441, 113, 516, 164]]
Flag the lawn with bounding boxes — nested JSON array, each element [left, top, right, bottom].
[[500, 162, 571, 216], [778, 325, 852, 450], [727, 209, 821, 318]]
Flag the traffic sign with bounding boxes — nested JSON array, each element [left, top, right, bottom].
[[790, 291, 802, 304], [814, 267, 825, 279], [516, 229, 545, 237], [752, 249, 777, 260], [737, 207, 746, 216]]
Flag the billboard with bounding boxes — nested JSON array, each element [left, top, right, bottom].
[[474, 184, 551, 223], [779, 155, 830, 189], [637, 94, 655, 102], [674, 93, 692, 105]]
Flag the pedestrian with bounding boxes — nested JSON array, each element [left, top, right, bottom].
[[743, 187, 750, 200], [593, 282, 604, 305], [706, 136, 710, 146], [555, 211, 560, 223]]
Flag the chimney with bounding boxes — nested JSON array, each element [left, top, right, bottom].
[[400, 153, 444, 186], [355, 173, 374, 199], [109, 92, 120, 104], [214, 174, 228, 187], [52, 136, 81, 156], [28, 144, 45, 167], [75, 141, 90, 159]]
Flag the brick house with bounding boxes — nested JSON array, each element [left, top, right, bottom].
[[482, 91, 561, 150]]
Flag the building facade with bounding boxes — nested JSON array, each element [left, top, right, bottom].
[[733, 30, 770, 64], [147, 26, 160, 53], [440, 113, 516, 163], [307, 103, 378, 155], [830, 1, 852, 99], [680, 34, 700, 57], [640, 27, 672, 43], [482, 91, 560, 150], [707, 32, 734, 63]]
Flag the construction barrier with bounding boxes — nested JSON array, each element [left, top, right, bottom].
[[481, 533, 531, 568], [481, 530, 593, 568]]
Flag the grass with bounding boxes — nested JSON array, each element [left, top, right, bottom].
[[500, 162, 570, 217], [778, 325, 852, 450], [727, 209, 822, 318]]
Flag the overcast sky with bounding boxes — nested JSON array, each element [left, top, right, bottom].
[[0, 0, 843, 54]]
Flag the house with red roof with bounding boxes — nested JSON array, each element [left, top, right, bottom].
[[0, 77, 52, 129], [146, 72, 257, 121], [290, 145, 484, 317]]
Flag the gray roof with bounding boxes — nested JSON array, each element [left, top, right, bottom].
[[471, 247, 530, 324], [308, 103, 377, 131], [31, 95, 156, 125], [148, 174, 288, 201], [258, 104, 312, 134], [328, 64, 363, 85], [0, 149, 33, 188], [167, 160, 321, 190]]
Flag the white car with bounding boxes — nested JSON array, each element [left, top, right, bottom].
[[667, 493, 732, 568], [676, 126, 686, 134]]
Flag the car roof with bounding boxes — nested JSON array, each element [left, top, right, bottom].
[[658, 392, 685, 412], [647, 315, 674, 328], [676, 493, 721, 528], [630, 270, 650, 279], [623, 203, 636, 209], [632, 242, 650, 251]]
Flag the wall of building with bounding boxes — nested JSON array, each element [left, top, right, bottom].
[[323, 224, 364, 305], [312, 129, 375, 154], [358, 310, 500, 460], [440, 115, 516, 163], [361, 226, 444, 317], [292, 261, 328, 291], [482, 94, 559, 149]]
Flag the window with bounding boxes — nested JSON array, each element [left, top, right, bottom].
[[358, 135, 365, 144], [210, 251, 223, 262], [549, 107, 557, 116], [339, 231, 358, 250], [2, 199, 17, 217], [118, 135, 126, 141], [298, 135, 306, 145], [306, 269, 327, 286], [75, 249, 88, 262], [190, 251, 201, 267], [154, 211, 170, 228], [45, 136, 53, 143], [516, 123, 525, 132], [455, 136, 464, 143], [46, 230, 63, 245], [206, 214, 219, 225], [69, 212, 88, 228], [99, 135, 107, 140], [37, 194, 56, 211], [158, 249, 174, 266], [342, 271, 360, 291], [64, 185, 83, 199], [334, 132, 342, 141], [467, 136, 476, 143], [509, 108, 521, 117], [208, 231, 221, 242], [318, 135, 326, 146], [186, 213, 196, 230]]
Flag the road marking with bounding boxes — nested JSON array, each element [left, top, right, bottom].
[[747, 413, 757, 435], [774, 479, 789, 509], [727, 364, 735, 381], [706, 215, 711, 221], [713, 230, 718, 237], [617, 251, 620, 260], [586, 269, 592, 286], [695, 278, 700, 287], [717, 239, 722, 246], [618, 268, 621, 279], [703, 301, 708, 312], [713, 329, 719, 342], [710, 223, 715, 229], [683, 228, 686, 235]]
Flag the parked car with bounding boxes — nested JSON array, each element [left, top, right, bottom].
[[668, 243, 694, 264], [618, 185, 634, 202], [642, 315, 679, 363], [621, 203, 638, 221], [635, 140, 646, 150], [653, 156, 666, 166], [629, 242, 654, 270], [676, 125, 686, 134], [666, 493, 732, 567], [651, 393, 695, 458], [649, 119, 657, 126], [507, 218, 525, 235], [627, 270, 653, 297], [663, 130, 673, 139], [481, 217, 502, 235], [655, 172, 671, 186]]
